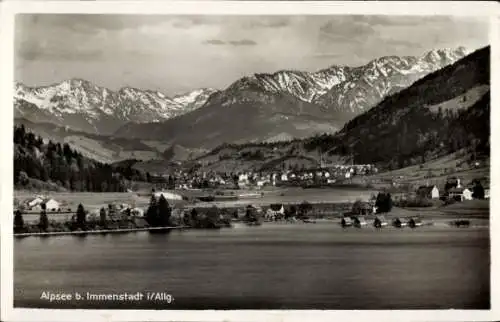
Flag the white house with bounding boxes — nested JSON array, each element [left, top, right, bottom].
[[417, 185, 440, 199], [154, 191, 183, 201], [43, 198, 60, 211], [131, 207, 144, 217], [26, 197, 43, 208], [448, 187, 473, 201], [267, 204, 285, 217], [431, 186, 440, 199], [463, 188, 473, 201]]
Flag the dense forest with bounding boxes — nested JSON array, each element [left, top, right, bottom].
[[303, 91, 490, 169], [14, 124, 157, 192]]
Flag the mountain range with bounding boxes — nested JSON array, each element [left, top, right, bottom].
[[14, 79, 217, 135], [113, 47, 469, 148], [185, 46, 490, 174], [15, 46, 473, 164]]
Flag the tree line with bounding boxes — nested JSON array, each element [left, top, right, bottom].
[[14, 124, 155, 192]]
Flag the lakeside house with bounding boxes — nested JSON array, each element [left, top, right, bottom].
[[23, 196, 60, 211], [267, 204, 285, 217], [42, 198, 60, 211], [25, 196, 44, 209]]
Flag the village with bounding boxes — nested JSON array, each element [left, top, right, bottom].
[[148, 163, 378, 190], [13, 167, 489, 236]]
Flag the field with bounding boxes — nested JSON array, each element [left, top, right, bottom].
[[366, 150, 489, 186], [15, 187, 375, 210], [15, 191, 153, 212]]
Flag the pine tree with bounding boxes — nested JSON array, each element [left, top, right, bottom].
[[39, 203, 49, 232], [146, 195, 159, 227], [99, 207, 107, 228], [157, 195, 172, 227], [14, 209, 24, 233], [76, 203, 86, 230]]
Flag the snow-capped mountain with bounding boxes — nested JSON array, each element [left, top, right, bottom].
[[314, 47, 470, 113], [209, 47, 469, 114], [14, 79, 217, 135], [171, 88, 218, 112], [113, 46, 472, 149]]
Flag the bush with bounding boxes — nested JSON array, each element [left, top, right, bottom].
[[375, 192, 393, 213], [351, 199, 366, 215], [394, 197, 433, 208]]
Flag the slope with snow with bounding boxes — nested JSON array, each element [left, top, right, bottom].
[[14, 79, 217, 135]]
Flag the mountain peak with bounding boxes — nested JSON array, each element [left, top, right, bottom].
[[14, 79, 217, 135], [421, 46, 470, 64]]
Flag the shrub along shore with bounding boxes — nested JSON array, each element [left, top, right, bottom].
[[13, 191, 488, 237]]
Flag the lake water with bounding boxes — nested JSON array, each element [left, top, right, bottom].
[[14, 223, 490, 309]]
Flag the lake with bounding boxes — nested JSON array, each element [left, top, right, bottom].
[[14, 223, 490, 309]]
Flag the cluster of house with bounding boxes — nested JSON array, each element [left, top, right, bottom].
[[21, 195, 62, 212], [406, 178, 489, 202], [237, 165, 376, 188], [153, 164, 377, 190]]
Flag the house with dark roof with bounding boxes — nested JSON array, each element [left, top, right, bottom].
[[416, 185, 440, 199], [448, 187, 473, 201], [42, 198, 60, 211], [267, 204, 285, 216]]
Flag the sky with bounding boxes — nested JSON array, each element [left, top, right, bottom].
[[14, 14, 490, 96]]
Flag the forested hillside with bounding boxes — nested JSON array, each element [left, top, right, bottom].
[[329, 46, 490, 169], [14, 124, 155, 192]]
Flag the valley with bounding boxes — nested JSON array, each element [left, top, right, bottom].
[[14, 46, 490, 194], [16, 47, 469, 162]]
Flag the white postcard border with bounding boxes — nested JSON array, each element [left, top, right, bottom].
[[1, 1, 499, 322]]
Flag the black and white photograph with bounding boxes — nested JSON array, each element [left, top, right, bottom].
[[1, 1, 498, 321]]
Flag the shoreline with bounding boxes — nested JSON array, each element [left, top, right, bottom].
[[14, 216, 489, 238], [14, 225, 190, 238]]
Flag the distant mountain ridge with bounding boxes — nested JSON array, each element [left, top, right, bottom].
[[114, 47, 469, 148], [185, 46, 490, 173], [223, 47, 469, 113], [14, 79, 217, 135]]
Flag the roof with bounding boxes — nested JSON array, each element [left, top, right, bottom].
[[269, 204, 284, 211], [42, 198, 58, 203], [353, 201, 372, 210], [25, 197, 42, 203], [448, 187, 470, 193], [417, 186, 437, 194]]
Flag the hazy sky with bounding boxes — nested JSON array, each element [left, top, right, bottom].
[[15, 14, 489, 96]]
